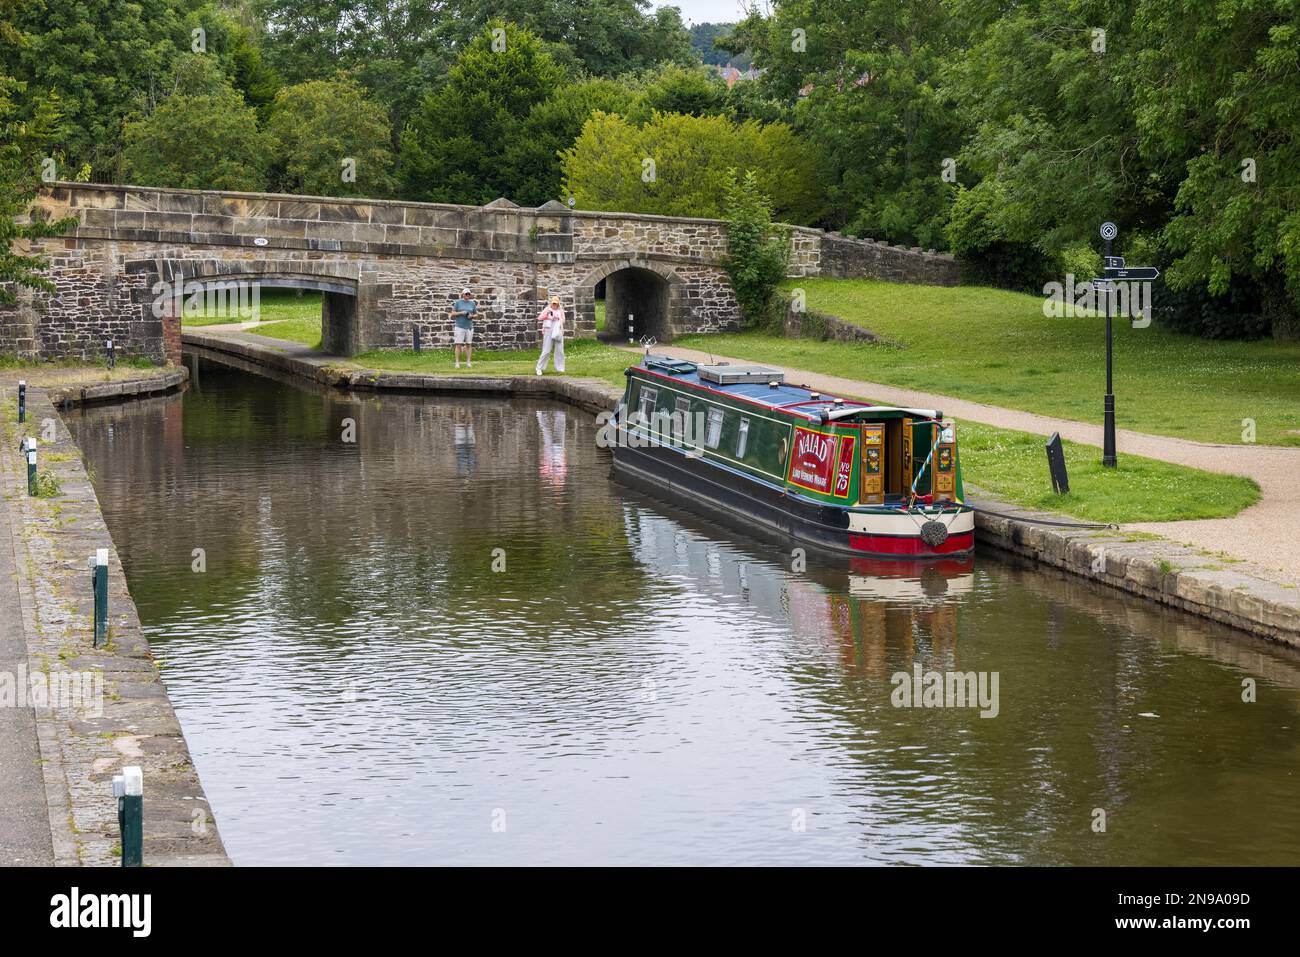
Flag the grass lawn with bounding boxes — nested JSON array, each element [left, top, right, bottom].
[[349, 338, 633, 384], [246, 316, 324, 348], [182, 289, 323, 330], [209, 295, 1257, 523], [675, 278, 1300, 446]]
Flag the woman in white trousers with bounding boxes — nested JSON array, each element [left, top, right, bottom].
[[535, 296, 566, 375]]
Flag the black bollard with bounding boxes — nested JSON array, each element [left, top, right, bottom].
[[17, 380, 25, 424], [1046, 432, 1070, 494]]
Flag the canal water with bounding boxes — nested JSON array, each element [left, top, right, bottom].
[[65, 356, 1300, 866]]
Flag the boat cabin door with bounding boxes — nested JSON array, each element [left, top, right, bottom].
[[859, 424, 884, 504], [859, 419, 911, 504]]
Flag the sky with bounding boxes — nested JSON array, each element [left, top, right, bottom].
[[656, 0, 754, 27]]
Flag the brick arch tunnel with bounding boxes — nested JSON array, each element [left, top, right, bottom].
[[133, 261, 367, 356], [583, 262, 680, 344]]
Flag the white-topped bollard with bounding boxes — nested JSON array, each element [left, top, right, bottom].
[[117, 766, 143, 866]]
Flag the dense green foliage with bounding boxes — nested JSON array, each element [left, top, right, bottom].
[[3, 0, 1298, 338], [721, 170, 790, 327], [0, 12, 76, 302], [122, 55, 275, 191], [724, 0, 1300, 338], [267, 78, 397, 197], [561, 111, 827, 222], [399, 22, 566, 204]]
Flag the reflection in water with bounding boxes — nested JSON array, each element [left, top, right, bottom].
[[63, 356, 1300, 866]]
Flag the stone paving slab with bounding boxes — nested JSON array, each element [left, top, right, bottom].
[[1, 381, 228, 866]]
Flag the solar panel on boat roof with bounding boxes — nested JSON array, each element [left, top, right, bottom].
[[697, 364, 785, 385]]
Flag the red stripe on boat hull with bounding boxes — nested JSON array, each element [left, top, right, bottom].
[[847, 531, 975, 557]]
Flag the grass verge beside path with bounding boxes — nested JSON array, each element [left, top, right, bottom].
[[686, 279, 1300, 446], [958, 422, 1257, 524]]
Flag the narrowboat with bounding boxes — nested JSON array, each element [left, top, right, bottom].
[[607, 357, 975, 559]]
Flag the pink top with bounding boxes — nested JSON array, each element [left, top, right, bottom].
[[537, 304, 565, 339]]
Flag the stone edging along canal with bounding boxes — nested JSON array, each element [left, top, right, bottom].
[[2, 368, 230, 865], [183, 329, 1300, 650]]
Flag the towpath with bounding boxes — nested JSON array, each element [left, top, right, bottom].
[[637, 345, 1300, 587], [0, 496, 55, 865]]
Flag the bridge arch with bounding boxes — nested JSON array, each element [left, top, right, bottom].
[[127, 258, 374, 355], [575, 259, 685, 343]]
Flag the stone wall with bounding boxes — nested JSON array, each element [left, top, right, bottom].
[[817, 232, 960, 286], [783, 304, 882, 343], [3, 183, 963, 362]]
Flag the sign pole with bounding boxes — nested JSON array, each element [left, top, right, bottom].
[[1100, 222, 1118, 468]]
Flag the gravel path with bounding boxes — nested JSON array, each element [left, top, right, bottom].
[[643, 344, 1300, 585]]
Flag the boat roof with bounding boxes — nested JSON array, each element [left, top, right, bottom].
[[634, 356, 942, 422]]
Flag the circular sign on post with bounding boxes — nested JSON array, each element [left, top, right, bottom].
[[1099, 221, 1118, 241]]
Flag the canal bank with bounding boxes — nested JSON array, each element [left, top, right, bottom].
[[1, 371, 229, 866], [183, 328, 1300, 649]]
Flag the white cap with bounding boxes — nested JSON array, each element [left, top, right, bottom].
[[123, 766, 143, 797]]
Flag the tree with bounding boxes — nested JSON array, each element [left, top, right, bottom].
[[0, 75, 76, 303], [1133, 0, 1300, 339], [446, 0, 695, 77], [121, 55, 275, 191], [267, 78, 396, 197], [728, 0, 962, 244], [560, 110, 828, 223], [253, 0, 453, 126], [0, 0, 182, 181], [722, 169, 790, 326], [941, 0, 1155, 287], [625, 64, 729, 123], [501, 78, 637, 207], [399, 22, 564, 204], [178, 2, 284, 117], [689, 22, 749, 69]]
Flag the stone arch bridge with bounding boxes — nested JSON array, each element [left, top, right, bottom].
[[2, 183, 958, 363]]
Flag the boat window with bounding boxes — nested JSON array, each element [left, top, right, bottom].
[[705, 407, 724, 449], [636, 386, 658, 423], [736, 418, 750, 458], [673, 397, 691, 440]]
